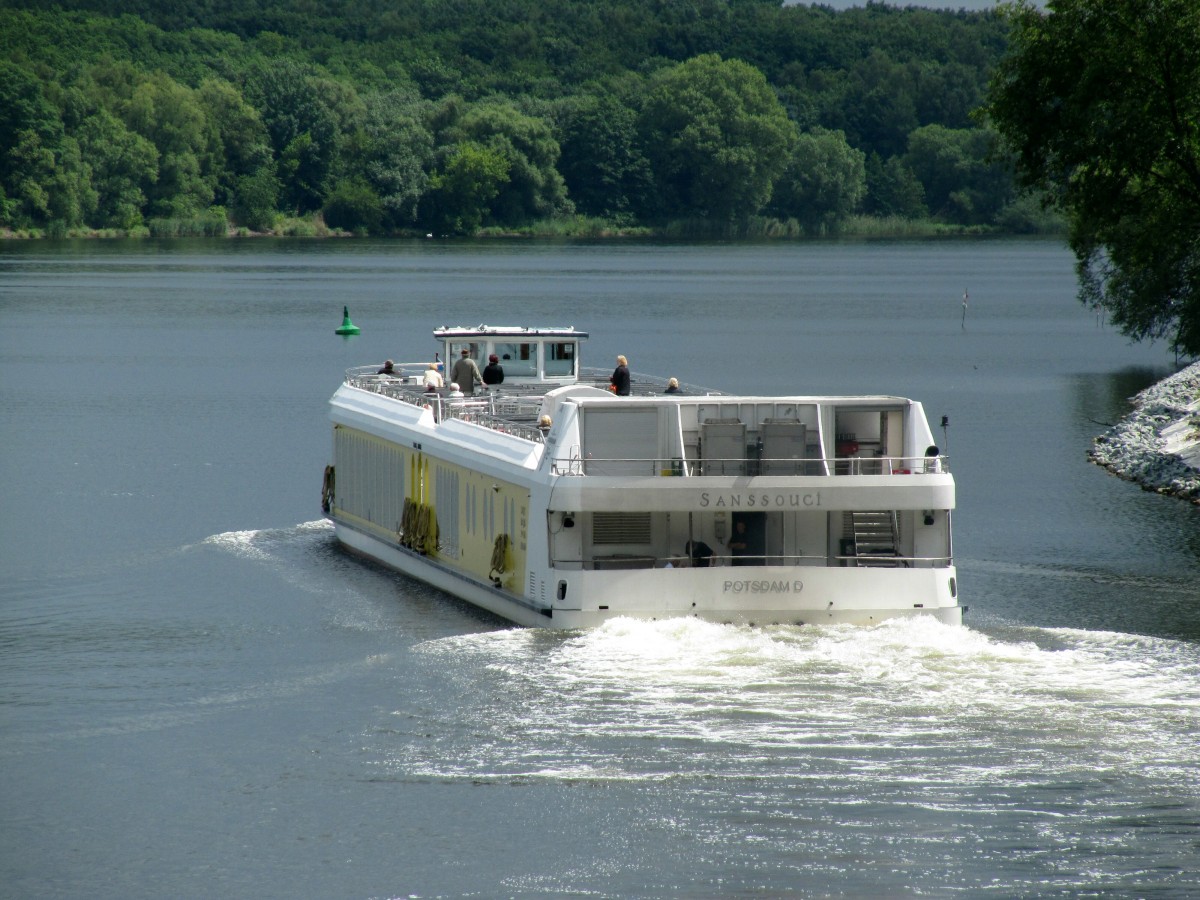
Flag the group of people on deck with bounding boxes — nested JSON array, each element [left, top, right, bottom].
[[448, 348, 505, 395], [679, 520, 752, 568], [610, 355, 681, 396], [379, 348, 507, 398]]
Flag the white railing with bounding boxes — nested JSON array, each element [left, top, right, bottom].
[[550, 553, 954, 570], [549, 455, 949, 476]]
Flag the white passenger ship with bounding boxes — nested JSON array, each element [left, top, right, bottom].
[[325, 325, 960, 628]]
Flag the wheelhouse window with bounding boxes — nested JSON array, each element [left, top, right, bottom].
[[545, 342, 576, 377], [493, 341, 538, 377], [448, 341, 483, 362]]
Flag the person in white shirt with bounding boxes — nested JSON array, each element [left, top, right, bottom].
[[422, 362, 444, 391]]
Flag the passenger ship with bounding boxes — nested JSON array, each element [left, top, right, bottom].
[[324, 325, 960, 628]]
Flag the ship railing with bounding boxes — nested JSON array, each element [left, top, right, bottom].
[[577, 368, 722, 397], [552, 553, 954, 570], [550, 454, 949, 476]]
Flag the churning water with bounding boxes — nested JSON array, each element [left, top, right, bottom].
[[2, 238, 1198, 897]]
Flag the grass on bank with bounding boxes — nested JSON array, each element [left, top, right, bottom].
[[2, 209, 1066, 241]]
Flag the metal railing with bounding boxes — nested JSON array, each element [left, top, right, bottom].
[[549, 454, 949, 476], [551, 553, 953, 570], [344, 369, 950, 476]]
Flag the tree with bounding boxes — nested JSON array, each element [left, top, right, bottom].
[[245, 60, 353, 213], [904, 125, 1013, 226], [638, 54, 797, 222], [433, 98, 572, 226], [76, 106, 158, 229], [196, 78, 273, 211], [123, 70, 214, 217], [768, 126, 865, 234], [422, 142, 509, 235], [323, 177, 384, 233], [556, 88, 653, 220], [864, 153, 926, 219], [340, 90, 433, 229], [0, 62, 81, 228], [985, 0, 1200, 356]]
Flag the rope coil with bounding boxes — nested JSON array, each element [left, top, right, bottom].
[[400, 498, 437, 554], [489, 533, 511, 581]]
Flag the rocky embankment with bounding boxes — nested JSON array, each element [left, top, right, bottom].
[[1090, 361, 1200, 504]]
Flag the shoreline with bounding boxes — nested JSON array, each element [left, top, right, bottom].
[[1090, 361, 1200, 505]]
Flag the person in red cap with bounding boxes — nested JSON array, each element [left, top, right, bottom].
[[483, 353, 505, 386]]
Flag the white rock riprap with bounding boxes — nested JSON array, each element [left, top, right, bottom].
[[1090, 361, 1200, 504]]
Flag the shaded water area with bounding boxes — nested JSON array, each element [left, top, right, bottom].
[[2, 238, 1198, 897]]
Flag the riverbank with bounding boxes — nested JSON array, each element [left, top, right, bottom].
[[1090, 361, 1200, 505], [1, 212, 1064, 242]]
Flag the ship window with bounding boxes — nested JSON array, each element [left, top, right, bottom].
[[435, 466, 460, 557], [494, 342, 537, 377], [448, 342, 483, 364], [592, 512, 652, 544], [544, 342, 576, 376]]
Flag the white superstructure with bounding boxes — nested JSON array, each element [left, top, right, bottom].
[[325, 326, 960, 628]]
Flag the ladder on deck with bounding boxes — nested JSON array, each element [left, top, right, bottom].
[[848, 511, 902, 567]]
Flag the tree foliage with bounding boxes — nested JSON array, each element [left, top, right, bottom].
[[768, 127, 865, 234], [0, 0, 1025, 237], [639, 54, 796, 222], [985, 0, 1200, 355]]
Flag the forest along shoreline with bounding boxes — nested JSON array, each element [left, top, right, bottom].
[[1091, 361, 1200, 505]]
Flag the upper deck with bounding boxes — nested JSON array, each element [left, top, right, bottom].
[[340, 324, 950, 480], [340, 366, 949, 483]]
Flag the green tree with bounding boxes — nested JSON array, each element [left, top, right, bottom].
[[124, 70, 214, 217], [245, 61, 352, 213], [232, 168, 280, 231], [638, 54, 796, 222], [864, 153, 926, 219], [820, 50, 918, 160], [340, 90, 433, 229], [432, 97, 571, 226], [196, 78, 273, 211], [985, 0, 1200, 355], [76, 106, 158, 229], [323, 176, 384, 233], [768, 126, 865, 234], [422, 141, 510, 235], [556, 87, 653, 220], [0, 62, 77, 228], [904, 125, 1013, 226]]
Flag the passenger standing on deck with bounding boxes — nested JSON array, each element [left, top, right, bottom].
[[422, 362, 444, 391], [483, 354, 505, 386], [451, 348, 483, 395], [728, 520, 750, 565], [665, 377, 680, 394], [685, 539, 714, 568], [610, 355, 631, 396], [378, 360, 396, 375]]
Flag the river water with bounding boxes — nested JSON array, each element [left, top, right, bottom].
[[1, 238, 1198, 898]]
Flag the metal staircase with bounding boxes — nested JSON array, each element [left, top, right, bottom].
[[848, 511, 902, 566]]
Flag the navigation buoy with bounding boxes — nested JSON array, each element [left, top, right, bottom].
[[335, 306, 360, 335]]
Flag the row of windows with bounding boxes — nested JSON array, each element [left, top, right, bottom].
[[446, 341, 577, 378], [335, 427, 525, 561], [334, 427, 406, 532]]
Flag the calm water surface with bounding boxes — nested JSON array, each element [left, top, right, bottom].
[[2, 238, 1198, 898]]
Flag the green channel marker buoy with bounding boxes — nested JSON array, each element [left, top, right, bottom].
[[335, 306, 360, 335]]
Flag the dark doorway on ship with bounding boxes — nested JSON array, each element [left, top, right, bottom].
[[730, 512, 766, 565]]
